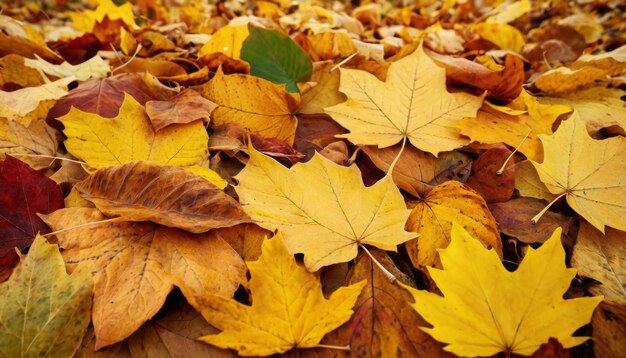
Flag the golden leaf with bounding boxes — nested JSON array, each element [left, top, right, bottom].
[[404, 223, 603, 356], [405, 181, 501, 268], [325, 44, 483, 155], [198, 233, 365, 356], [235, 144, 416, 271], [531, 114, 626, 232]]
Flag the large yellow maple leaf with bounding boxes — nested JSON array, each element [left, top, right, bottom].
[[404, 223, 603, 357], [58, 93, 225, 187], [235, 145, 416, 271], [531, 114, 626, 232], [198, 233, 366, 356], [324, 44, 483, 155]]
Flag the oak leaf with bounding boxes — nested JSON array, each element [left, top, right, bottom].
[[201, 68, 299, 145], [0, 235, 93, 357], [74, 161, 249, 232], [41, 207, 247, 349], [531, 114, 626, 232], [405, 181, 501, 269], [198, 233, 366, 356], [325, 44, 483, 155], [404, 224, 603, 357], [58, 93, 225, 185], [235, 145, 416, 271]]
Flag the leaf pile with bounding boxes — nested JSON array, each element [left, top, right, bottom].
[[1, 0, 624, 356]]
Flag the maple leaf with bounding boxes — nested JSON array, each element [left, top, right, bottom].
[[198, 233, 366, 356], [404, 223, 603, 357], [531, 114, 626, 232], [325, 43, 483, 155], [58, 93, 225, 185], [0, 235, 93, 357], [74, 161, 249, 232], [68, 0, 137, 33], [201, 68, 300, 145], [324, 249, 451, 357], [0, 156, 64, 280], [405, 181, 501, 268], [41, 207, 247, 349], [235, 144, 416, 271]]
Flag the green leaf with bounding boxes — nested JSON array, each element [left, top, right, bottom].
[[0, 235, 93, 358], [241, 25, 313, 93]]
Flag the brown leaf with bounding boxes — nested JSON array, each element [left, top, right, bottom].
[[47, 73, 155, 121], [74, 161, 250, 233], [146, 89, 218, 131], [42, 207, 247, 349], [363, 144, 436, 197], [320, 250, 451, 357], [489, 198, 573, 244], [429, 51, 525, 102], [213, 223, 270, 262], [465, 146, 515, 203]]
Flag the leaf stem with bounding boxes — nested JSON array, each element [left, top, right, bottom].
[[358, 244, 396, 283], [531, 192, 567, 224], [40, 217, 125, 238], [330, 51, 359, 72], [387, 136, 407, 178], [314, 344, 351, 351], [497, 127, 532, 175], [10, 153, 86, 165]]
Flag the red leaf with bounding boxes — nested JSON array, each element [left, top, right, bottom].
[[0, 156, 64, 280]]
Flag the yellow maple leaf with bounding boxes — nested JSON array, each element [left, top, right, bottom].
[[403, 223, 603, 357], [58, 93, 226, 188], [325, 43, 483, 155], [531, 114, 626, 232], [198, 233, 366, 356], [68, 0, 137, 33], [235, 144, 416, 271], [201, 68, 299, 145]]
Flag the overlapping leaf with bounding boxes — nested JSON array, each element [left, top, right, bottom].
[[42, 207, 247, 349], [325, 44, 483, 155], [404, 224, 603, 357], [198, 233, 365, 356], [235, 144, 416, 271]]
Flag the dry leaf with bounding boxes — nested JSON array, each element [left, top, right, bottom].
[[323, 249, 451, 357], [145, 89, 218, 131], [404, 223, 603, 356], [74, 161, 249, 232], [42, 207, 247, 349], [59, 94, 213, 174], [201, 68, 299, 145], [198, 233, 366, 356], [235, 144, 416, 271], [405, 181, 502, 268], [0, 235, 93, 357], [325, 43, 483, 155], [531, 114, 626, 232]]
